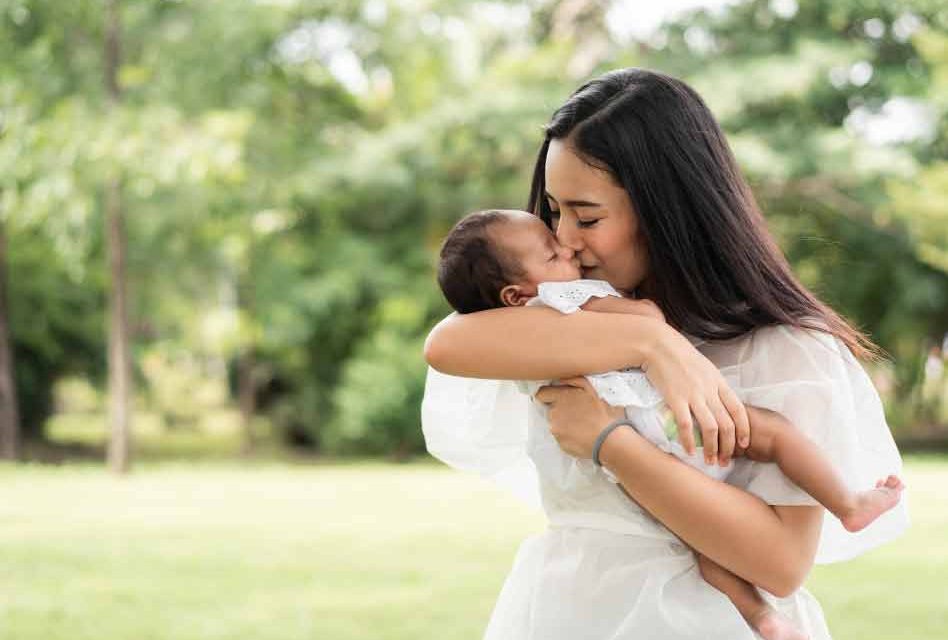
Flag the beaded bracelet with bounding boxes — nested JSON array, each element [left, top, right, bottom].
[[592, 418, 637, 467]]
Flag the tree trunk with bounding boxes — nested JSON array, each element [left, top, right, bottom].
[[105, 0, 132, 474], [238, 347, 256, 455], [237, 264, 256, 455], [0, 219, 20, 460], [106, 179, 132, 473]]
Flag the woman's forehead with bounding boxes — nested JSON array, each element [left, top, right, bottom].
[[545, 139, 617, 199]]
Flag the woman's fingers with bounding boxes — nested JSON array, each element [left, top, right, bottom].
[[670, 400, 696, 456], [639, 325, 749, 464], [535, 380, 588, 407], [720, 386, 750, 450], [710, 399, 736, 466], [559, 376, 594, 391], [692, 402, 719, 465], [534, 385, 564, 405]]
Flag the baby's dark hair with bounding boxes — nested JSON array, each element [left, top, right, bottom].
[[437, 209, 523, 314]]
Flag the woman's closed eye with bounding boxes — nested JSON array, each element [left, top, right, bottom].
[[549, 212, 598, 229]]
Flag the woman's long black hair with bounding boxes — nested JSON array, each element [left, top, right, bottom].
[[528, 68, 878, 360]]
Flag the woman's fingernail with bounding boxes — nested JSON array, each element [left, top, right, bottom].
[[740, 438, 749, 447]]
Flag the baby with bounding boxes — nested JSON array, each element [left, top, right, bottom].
[[437, 208, 905, 640]]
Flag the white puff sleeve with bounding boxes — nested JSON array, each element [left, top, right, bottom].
[[421, 359, 542, 510], [719, 325, 909, 564]]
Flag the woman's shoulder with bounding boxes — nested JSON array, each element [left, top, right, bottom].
[[703, 322, 856, 385], [747, 323, 847, 360]]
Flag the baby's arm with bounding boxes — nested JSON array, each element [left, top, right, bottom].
[[743, 407, 904, 533], [580, 296, 665, 321]]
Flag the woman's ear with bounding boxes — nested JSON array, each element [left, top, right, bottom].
[[500, 284, 530, 307]]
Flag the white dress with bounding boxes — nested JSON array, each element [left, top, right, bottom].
[[421, 302, 909, 639]]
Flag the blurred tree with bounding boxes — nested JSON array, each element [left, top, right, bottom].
[[0, 0, 265, 449], [103, 0, 132, 474], [0, 216, 19, 459], [1, 0, 944, 460], [0, 4, 107, 445]]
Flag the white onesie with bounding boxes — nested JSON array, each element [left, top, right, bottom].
[[518, 278, 733, 482]]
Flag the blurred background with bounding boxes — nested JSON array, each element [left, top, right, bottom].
[[0, 0, 946, 639]]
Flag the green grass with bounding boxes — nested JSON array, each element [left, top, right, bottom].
[[0, 455, 944, 640]]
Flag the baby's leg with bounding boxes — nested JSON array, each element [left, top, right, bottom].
[[744, 407, 904, 532], [697, 554, 808, 640]]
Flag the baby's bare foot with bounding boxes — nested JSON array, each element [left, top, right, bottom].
[[752, 608, 809, 640], [840, 475, 905, 533]]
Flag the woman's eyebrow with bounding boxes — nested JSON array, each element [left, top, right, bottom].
[[543, 191, 600, 208]]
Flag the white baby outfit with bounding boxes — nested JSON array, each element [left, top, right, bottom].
[[519, 279, 733, 483], [422, 281, 909, 640]]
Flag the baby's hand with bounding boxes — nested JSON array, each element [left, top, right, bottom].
[[581, 296, 665, 322]]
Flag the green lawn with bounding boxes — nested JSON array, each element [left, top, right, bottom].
[[0, 455, 945, 640]]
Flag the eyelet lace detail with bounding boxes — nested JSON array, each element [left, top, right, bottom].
[[533, 279, 621, 314]]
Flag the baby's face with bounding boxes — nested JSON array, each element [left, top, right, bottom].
[[496, 211, 581, 292]]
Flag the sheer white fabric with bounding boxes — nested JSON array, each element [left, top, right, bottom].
[[710, 325, 910, 563], [421, 318, 909, 639]]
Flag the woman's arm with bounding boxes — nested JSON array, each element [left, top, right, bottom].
[[424, 306, 662, 380], [425, 307, 748, 461], [600, 428, 823, 597], [535, 378, 821, 597]]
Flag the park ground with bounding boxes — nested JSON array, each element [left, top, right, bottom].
[[0, 452, 945, 640]]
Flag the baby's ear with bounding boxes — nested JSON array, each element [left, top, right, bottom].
[[500, 284, 530, 307]]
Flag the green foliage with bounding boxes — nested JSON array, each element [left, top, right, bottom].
[[327, 328, 428, 457], [7, 224, 104, 436], [2, 0, 946, 453], [326, 292, 438, 457]]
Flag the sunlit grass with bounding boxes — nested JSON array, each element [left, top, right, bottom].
[[0, 455, 943, 640], [42, 409, 284, 461]]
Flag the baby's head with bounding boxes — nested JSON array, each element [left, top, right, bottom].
[[438, 209, 581, 314]]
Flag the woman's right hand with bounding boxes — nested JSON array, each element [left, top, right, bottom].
[[643, 324, 750, 467]]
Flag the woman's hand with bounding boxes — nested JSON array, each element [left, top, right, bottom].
[[580, 296, 665, 322], [643, 325, 749, 467], [534, 377, 625, 459]]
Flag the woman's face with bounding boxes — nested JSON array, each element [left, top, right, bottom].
[[543, 138, 649, 295]]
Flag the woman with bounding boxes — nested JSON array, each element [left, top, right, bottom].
[[422, 69, 907, 639]]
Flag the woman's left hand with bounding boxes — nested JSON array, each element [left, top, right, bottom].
[[534, 377, 626, 459]]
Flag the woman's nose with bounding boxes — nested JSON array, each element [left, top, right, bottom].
[[556, 222, 583, 252]]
